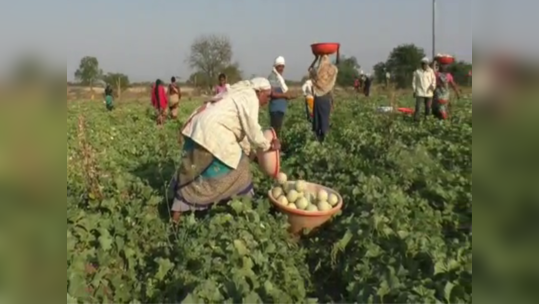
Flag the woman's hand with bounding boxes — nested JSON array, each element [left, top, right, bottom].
[[270, 138, 281, 151]]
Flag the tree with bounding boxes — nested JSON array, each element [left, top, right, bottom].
[[74, 56, 102, 89], [188, 34, 234, 90], [446, 60, 472, 87], [102, 73, 130, 99], [385, 44, 426, 89], [220, 63, 243, 84], [336, 55, 360, 87], [373, 61, 388, 84]]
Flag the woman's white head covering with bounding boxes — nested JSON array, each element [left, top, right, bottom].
[[206, 77, 271, 103], [274, 56, 286, 66]]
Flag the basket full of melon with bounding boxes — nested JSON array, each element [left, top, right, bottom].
[[268, 172, 343, 234]]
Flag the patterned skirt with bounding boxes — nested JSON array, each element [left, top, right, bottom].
[[170, 137, 253, 212]]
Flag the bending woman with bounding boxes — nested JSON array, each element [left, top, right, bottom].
[[309, 53, 339, 142], [170, 77, 281, 223]]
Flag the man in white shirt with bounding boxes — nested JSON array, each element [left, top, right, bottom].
[[412, 57, 436, 121]]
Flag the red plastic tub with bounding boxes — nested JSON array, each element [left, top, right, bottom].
[[398, 107, 414, 114], [311, 43, 340, 55], [436, 56, 455, 65]]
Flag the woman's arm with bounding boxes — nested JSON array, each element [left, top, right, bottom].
[[448, 75, 461, 99], [271, 90, 296, 100], [237, 98, 271, 151], [309, 55, 319, 70]]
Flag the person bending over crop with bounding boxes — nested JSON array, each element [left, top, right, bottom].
[[309, 53, 339, 142], [168, 77, 181, 119], [268, 56, 297, 139], [412, 57, 436, 121], [151, 79, 168, 125], [170, 77, 281, 223], [433, 64, 461, 120], [104, 84, 114, 111]]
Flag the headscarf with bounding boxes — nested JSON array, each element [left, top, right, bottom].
[[311, 55, 338, 96], [271, 56, 289, 93], [206, 77, 271, 103]]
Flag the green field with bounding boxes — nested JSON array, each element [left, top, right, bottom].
[[67, 95, 472, 303]]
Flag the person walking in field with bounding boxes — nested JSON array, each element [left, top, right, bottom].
[[309, 53, 339, 142], [354, 77, 361, 93], [215, 73, 231, 94], [385, 71, 391, 89], [268, 56, 297, 139], [151, 79, 168, 125], [104, 84, 114, 111], [302, 79, 314, 121], [412, 57, 436, 121], [169, 77, 281, 223], [363, 73, 372, 97], [168, 77, 181, 119], [433, 64, 461, 120]]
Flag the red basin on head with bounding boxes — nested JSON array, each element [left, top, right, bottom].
[[437, 56, 455, 64], [311, 43, 340, 55]]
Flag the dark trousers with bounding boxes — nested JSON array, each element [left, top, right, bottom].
[[312, 94, 331, 142], [269, 111, 285, 138], [414, 96, 433, 121]]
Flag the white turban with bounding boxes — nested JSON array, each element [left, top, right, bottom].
[[421, 57, 430, 63], [274, 56, 286, 66]]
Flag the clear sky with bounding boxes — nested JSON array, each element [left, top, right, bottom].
[[0, 0, 535, 82]]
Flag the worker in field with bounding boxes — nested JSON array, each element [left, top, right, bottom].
[[354, 77, 361, 93], [168, 77, 181, 119], [151, 79, 168, 125], [302, 79, 314, 122], [268, 56, 297, 139], [412, 57, 436, 121], [215, 73, 231, 94], [308, 53, 339, 142], [433, 63, 461, 120], [363, 73, 372, 97], [385, 71, 391, 89], [104, 84, 114, 111], [170, 77, 281, 223]]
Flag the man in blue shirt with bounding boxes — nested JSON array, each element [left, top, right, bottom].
[[268, 56, 297, 138]]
